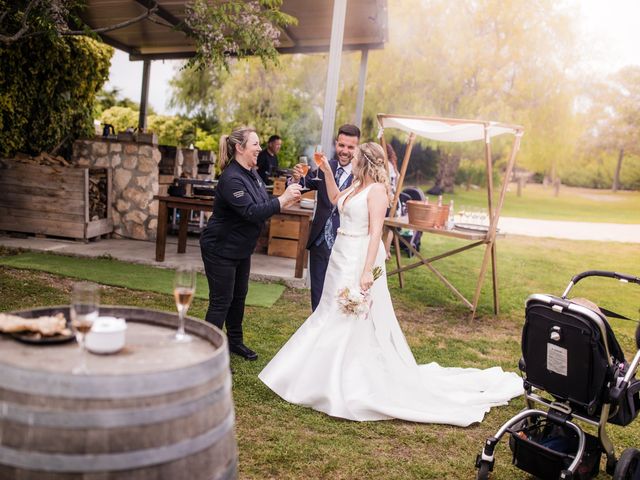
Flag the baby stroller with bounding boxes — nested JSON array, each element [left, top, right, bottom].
[[476, 270, 640, 480], [397, 187, 425, 257]]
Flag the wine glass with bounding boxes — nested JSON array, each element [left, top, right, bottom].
[[70, 282, 100, 375], [299, 156, 310, 189], [172, 266, 196, 343], [312, 145, 324, 182]]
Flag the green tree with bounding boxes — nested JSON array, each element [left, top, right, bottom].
[[341, 0, 583, 191], [94, 86, 146, 118], [582, 66, 640, 191], [99, 106, 138, 133], [0, 35, 112, 156], [147, 114, 196, 147], [170, 55, 323, 166]]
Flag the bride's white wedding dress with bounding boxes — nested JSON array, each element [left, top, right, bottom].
[[259, 184, 523, 426]]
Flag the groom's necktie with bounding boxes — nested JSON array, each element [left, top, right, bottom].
[[323, 167, 347, 249]]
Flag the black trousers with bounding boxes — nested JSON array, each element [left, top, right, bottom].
[[308, 240, 331, 311], [200, 248, 251, 345]]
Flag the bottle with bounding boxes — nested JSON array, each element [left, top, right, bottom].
[[446, 200, 455, 230], [437, 195, 443, 207]]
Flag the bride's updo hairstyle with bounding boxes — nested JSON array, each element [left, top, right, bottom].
[[353, 142, 391, 204], [218, 127, 256, 170]]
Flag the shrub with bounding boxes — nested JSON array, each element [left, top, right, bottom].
[[0, 36, 112, 157]]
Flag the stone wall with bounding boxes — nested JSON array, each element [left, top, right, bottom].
[[73, 138, 160, 241]]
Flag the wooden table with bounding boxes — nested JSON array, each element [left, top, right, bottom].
[[154, 196, 312, 278], [154, 195, 213, 262], [384, 216, 499, 319]]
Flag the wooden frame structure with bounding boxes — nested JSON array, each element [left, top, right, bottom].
[[378, 114, 524, 319]]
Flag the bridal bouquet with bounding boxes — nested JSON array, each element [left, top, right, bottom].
[[337, 266, 383, 318]]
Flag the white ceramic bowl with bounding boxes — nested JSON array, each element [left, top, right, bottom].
[[300, 198, 315, 210], [86, 317, 127, 354]]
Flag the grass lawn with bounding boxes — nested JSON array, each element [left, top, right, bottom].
[[429, 183, 640, 224], [1, 235, 639, 479]]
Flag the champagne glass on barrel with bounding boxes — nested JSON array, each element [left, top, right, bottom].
[[173, 266, 196, 342], [312, 145, 325, 182], [70, 282, 99, 374]]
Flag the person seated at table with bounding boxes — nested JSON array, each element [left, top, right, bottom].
[[200, 128, 301, 361], [256, 135, 282, 185]]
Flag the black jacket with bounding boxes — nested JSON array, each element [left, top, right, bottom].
[[256, 149, 278, 184], [200, 160, 280, 259], [304, 159, 353, 248]]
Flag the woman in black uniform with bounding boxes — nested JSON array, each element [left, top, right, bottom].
[[200, 127, 302, 360]]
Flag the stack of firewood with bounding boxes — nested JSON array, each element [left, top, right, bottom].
[[12, 152, 71, 167], [89, 171, 108, 221]]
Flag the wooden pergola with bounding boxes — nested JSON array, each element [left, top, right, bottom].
[[80, 0, 388, 152], [378, 114, 524, 320]]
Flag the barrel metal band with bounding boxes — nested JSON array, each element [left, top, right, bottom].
[[0, 352, 229, 399], [0, 411, 235, 472], [1, 378, 231, 429]]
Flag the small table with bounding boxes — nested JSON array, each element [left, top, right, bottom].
[[154, 195, 213, 262], [154, 196, 312, 279], [384, 216, 498, 319]]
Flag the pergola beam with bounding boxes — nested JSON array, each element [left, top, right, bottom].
[[134, 0, 187, 31]]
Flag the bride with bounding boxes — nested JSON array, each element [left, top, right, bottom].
[[259, 142, 522, 426]]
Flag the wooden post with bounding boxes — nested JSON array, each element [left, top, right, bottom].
[[484, 125, 494, 228], [484, 125, 498, 315], [390, 132, 416, 217], [470, 132, 522, 319], [491, 241, 499, 314]]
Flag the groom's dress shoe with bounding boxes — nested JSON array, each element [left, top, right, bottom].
[[229, 343, 258, 361]]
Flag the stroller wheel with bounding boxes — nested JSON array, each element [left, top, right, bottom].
[[613, 448, 640, 480], [476, 461, 491, 480]]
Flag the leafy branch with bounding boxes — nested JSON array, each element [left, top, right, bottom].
[[184, 0, 297, 71], [0, 0, 159, 44]]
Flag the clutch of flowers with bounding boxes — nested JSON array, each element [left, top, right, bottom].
[[336, 287, 371, 318], [336, 266, 383, 319]]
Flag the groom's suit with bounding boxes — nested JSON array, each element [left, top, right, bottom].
[[304, 159, 353, 311]]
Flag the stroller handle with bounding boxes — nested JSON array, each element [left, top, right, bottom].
[[562, 270, 640, 298]]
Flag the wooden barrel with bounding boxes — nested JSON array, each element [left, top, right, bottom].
[[0, 306, 237, 480]]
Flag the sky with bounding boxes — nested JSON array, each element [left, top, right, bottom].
[[104, 0, 640, 116]]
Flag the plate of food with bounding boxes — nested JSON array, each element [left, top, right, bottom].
[[0, 312, 75, 345]]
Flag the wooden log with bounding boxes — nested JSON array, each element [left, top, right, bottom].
[[0, 306, 237, 480]]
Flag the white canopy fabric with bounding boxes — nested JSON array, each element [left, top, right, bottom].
[[378, 115, 522, 143]]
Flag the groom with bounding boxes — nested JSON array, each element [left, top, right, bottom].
[[291, 124, 360, 311]]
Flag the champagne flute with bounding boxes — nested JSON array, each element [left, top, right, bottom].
[[299, 157, 310, 190], [172, 266, 196, 343], [312, 145, 324, 182], [70, 282, 100, 375]]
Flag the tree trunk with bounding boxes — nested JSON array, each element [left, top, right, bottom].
[[612, 148, 624, 192], [433, 153, 460, 193]]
